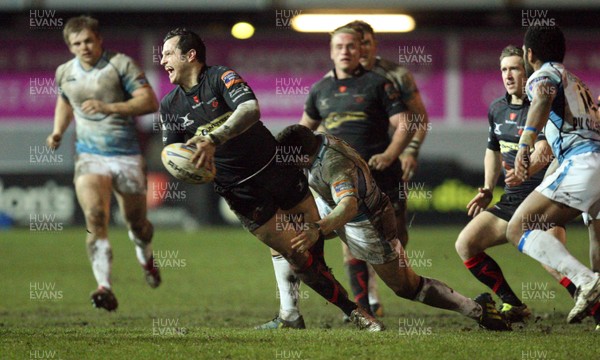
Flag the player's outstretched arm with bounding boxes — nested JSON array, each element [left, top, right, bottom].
[[466, 149, 500, 217], [290, 196, 358, 253], [46, 96, 74, 150], [81, 86, 159, 117]]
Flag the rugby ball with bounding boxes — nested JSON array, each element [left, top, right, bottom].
[[161, 143, 216, 184]]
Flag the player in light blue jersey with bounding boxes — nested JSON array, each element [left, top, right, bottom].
[[45, 16, 161, 311], [506, 26, 600, 324]]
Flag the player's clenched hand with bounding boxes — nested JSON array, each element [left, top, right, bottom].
[[400, 152, 418, 181], [290, 224, 320, 253], [81, 99, 110, 115], [46, 133, 62, 150], [514, 145, 530, 181], [186, 135, 216, 171], [369, 153, 394, 171], [502, 161, 523, 187], [466, 188, 493, 217]]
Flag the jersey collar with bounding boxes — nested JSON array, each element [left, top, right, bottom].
[[332, 64, 366, 80]]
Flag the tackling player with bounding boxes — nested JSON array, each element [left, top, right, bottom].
[[276, 124, 511, 331], [158, 28, 382, 331], [507, 26, 600, 323], [46, 16, 161, 311], [257, 26, 416, 329]]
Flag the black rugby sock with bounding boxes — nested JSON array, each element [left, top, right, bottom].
[[346, 258, 372, 315], [464, 252, 523, 306]]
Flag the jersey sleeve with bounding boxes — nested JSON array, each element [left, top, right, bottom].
[[395, 69, 419, 103], [487, 104, 500, 151], [378, 80, 407, 118], [114, 54, 151, 96], [215, 67, 257, 109], [55, 65, 70, 102], [323, 151, 358, 204], [159, 100, 185, 146], [304, 85, 322, 121], [525, 67, 561, 102]]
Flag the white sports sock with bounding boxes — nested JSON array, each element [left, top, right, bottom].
[[90, 239, 112, 289], [129, 230, 152, 266], [519, 230, 596, 287], [367, 264, 381, 305], [272, 255, 300, 321]]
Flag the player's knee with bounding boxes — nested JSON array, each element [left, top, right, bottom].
[[129, 218, 151, 238], [455, 232, 476, 260], [505, 219, 523, 246], [85, 206, 108, 228]]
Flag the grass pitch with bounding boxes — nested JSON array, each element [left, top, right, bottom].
[[1, 225, 598, 359]]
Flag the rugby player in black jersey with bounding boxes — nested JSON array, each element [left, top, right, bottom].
[[454, 45, 569, 323], [158, 28, 382, 331]]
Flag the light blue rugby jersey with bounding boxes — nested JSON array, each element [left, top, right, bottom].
[[56, 51, 150, 156], [526, 62, 600, 163]]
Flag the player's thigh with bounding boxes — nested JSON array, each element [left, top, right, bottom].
[[507, 191, 580, 245], [74, 174, 112, 225], [455, 212, 508, 259], [114, 192, 148, 225]]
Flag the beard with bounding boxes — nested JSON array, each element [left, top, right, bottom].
[[524, 59, 535, 78]]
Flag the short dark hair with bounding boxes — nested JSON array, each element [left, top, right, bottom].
[[499, 45, 524, 66], [344, 20, 374, 37], [524, 26, 565, 63], [163, 28, 206, 63], [63, 16, 100, 45], [276, 124, 319, 158]]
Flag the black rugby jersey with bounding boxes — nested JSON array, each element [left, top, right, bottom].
[[487, 93, 548, 196], [160, 65, 277, 186], [304, 66, 406, 179]]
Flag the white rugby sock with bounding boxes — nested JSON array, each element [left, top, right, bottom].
[[519, 230, 596, 287], [90, 239, 112, 289], [367, 264, 381, 305], [129, 230, 152, 266], [414, 277, 481, 319], [272, 255, 301, 321]]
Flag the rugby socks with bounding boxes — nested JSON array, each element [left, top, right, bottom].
[[519, 230, 596, 287], [89, 239, 112, 289], [559, 277, 577, 298], [271, 255, 301, 321], [345, 259, 372, 314], [294, 251, 357, 316], [412, 276, 481, 319], [128, 228, 153, 266], [464, 252, 522, 306]]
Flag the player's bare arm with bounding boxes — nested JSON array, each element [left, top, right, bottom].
[[515, 79, 555, 180], [507, 140, 553, 186], [299, 112, 320, 130], [46, 96, 74, 150], [400, 92, 429, 180], [290, 196, 358, 252], [467, 149, 501, 217], [81, 86, 159, 116], [186, 99, 260, 169], [369, 112, 415, 171]]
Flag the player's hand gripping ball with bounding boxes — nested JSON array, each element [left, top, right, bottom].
[[161, 143, 216, 184]]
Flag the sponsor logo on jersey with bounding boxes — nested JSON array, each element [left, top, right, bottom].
[[324, 111, 367, 130], [339, 86, 347, 93], [221, 70, 245, 89], [510, 112, 517, 120], [494, 123, 502, 135], [178, 113, 194, 128], [499, 140, 519, 153], [333, 179, 356, 198]]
